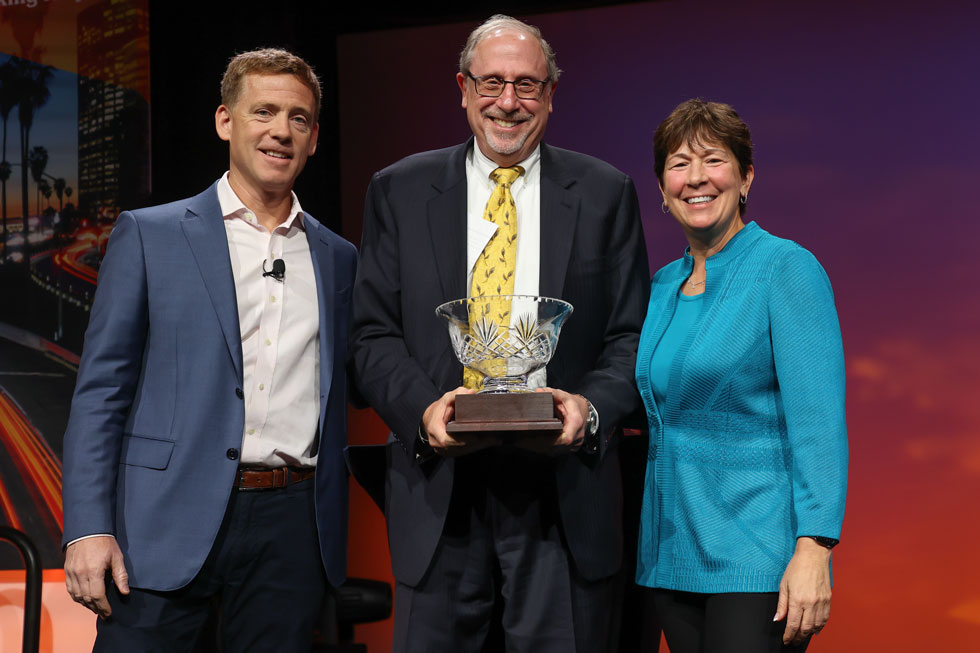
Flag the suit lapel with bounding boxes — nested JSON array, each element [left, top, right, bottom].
[[427, 142, 470, 302], [305, 218, 335, 409], [427, 141, 581, 302], [180, 184, 243, 381], [539, 143, 580, 299]]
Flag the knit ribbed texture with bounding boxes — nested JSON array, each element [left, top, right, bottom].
[[635, 222, 848, 593]]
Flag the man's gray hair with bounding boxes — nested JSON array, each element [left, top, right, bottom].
[[458, 14, 562, 83]]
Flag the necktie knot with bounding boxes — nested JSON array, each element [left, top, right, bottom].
[[490, 166, 524, 188]]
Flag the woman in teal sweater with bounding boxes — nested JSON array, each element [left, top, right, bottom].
[[635, 99, 847, 652]]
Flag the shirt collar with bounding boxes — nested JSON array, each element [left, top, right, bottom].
[[216, 171, 305, 230], [470, 144, 541, 185]]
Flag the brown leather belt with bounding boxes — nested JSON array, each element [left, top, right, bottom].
[[234, 465, 315, 490]]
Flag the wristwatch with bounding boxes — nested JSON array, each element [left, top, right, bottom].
[[415, 423, 435, 461], [805, 536, 838, 549], [582, 397, 600, 454]]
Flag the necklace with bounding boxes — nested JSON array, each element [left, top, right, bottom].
[[687, 276, 706, 288]]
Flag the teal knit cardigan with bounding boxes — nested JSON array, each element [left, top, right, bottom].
[[635, 222, 848, 593]]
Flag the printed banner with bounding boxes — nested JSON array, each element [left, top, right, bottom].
[[0, 0, 149, 570]]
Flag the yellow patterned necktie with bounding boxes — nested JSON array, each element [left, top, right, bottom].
[[464, 165, 524, 390]]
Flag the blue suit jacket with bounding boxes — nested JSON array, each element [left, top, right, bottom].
[[62, 183, 357, 591]]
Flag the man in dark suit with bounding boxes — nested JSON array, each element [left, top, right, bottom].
[[351, 15, 649, 651], [61, 48, 356, 651]]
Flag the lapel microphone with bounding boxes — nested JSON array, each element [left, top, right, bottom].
[[262, 258, 286, 282]]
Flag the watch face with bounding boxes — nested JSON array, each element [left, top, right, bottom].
[[812, 536, 837, 549]]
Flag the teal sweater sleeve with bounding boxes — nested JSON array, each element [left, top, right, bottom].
[[770, 247, 848, 541]]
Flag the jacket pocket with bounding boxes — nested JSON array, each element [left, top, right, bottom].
[[119, 434, 175, 470]]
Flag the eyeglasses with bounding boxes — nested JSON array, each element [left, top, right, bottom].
[[467, 73, 549, 100]]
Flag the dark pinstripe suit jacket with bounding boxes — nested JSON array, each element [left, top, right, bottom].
[[351, 139, 649, 586]]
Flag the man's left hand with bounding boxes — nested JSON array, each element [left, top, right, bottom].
[[514, 388, 588, 454]]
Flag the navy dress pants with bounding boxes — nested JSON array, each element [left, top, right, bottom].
[[94, 478, 326, 652], [392, 448, 617, 653]]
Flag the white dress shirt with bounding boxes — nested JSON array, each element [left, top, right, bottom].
[[217, 173, 320, 466], [465, 145, 545, 389]]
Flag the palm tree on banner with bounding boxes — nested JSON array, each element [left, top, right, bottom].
[[17, 59, 53, 248], [40, 178, 51, 211], [28, 145, 48, 219], [0, 160, 10, 261], [0, 58, 20, 262], [53, 177, 65, 212]]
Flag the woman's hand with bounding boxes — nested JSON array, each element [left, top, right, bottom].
[[774, 536, 833, 645]]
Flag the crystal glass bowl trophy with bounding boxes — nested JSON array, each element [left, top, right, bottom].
[[435, 295, 573, 435]]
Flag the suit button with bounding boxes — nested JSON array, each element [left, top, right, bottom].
[[226, 448, 239, 460], [235, 388, 244, 399]]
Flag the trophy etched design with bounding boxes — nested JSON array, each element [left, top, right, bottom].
[[435, 295, 573, 436]]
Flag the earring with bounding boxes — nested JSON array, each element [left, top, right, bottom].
[[661, 201, 669, 214], [739, 193, 748, 205]]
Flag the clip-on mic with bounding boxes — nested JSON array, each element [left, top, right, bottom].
[[262, 258, 286, 282]]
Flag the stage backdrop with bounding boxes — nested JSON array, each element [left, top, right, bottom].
[[338, 1, 980, 651], [0, 0, 149, 650], [1, 1, 977, 651]]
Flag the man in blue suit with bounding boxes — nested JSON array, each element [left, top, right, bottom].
[[61, 48, 356, 651]]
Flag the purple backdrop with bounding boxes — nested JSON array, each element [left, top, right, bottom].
[[338, 1, 980, 650]]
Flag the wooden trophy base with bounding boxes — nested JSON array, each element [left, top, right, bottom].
[[447, 392, 561, 438]]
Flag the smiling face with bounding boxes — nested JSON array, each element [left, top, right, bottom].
[[661, 138, 754, 241], [215, 73, 318, 204], [456, 28, 554, 167]]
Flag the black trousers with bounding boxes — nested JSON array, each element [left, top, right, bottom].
[[393, 448, 617, 653], [652, 589, 811, 653], [94, 478, 326, 652]]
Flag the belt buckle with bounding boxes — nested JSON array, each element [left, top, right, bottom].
[[273, 467, 287, 488], [236, 466, 271, 492]]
